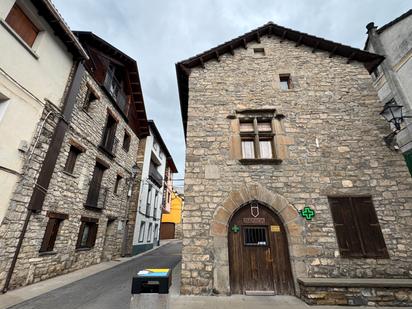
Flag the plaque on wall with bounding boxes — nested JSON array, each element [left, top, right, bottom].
[[243, 217, 265, 224], [270, 225, 280, 232]]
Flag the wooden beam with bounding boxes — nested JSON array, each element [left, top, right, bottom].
[[242, 38, 247, 49], [215, 51, 220, 62], [267, 27, 272, 37], [229, 44, 235, 55], [295, 35, 303, 47], [280, 30, 287, 42], [312, 41, 320, 53], [256, 32, 261, 43], [346, 52, 357, 64], [329, 45, 338, 58]]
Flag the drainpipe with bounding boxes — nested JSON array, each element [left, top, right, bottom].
[[2, 61, 85, 293]]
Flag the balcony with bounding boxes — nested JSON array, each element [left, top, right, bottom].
[[103, 70, 128, 116], [149, 167, 163, 188]]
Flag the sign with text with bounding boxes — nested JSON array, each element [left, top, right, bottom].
[[243, 217, 265, 224], [270, 225, 280, 232]]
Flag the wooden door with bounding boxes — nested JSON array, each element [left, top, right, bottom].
[[160, 223, 175, 239], [228, 202, 294, 295]]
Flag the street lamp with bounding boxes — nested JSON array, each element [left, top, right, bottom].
[[380, 99, 404, 131], [131, 163, 139, 179]]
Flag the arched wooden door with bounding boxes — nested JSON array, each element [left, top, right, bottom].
[[228, 201, 294, 295]]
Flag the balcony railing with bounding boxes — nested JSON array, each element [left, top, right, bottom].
[[103, 70, 128, 116], [149, 167, 163, 188]]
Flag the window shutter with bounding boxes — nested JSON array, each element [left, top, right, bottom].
[[328, 197, 363, 257], [40, 218, 57, 252], [86, 164, 105, 207], [352, 197, 388, 258], [76, 222, 85, 249], [5, 4, 39, 47], [89, 223, 98, 247]]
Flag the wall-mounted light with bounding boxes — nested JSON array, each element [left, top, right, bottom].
[[380, 98, 406, 131]]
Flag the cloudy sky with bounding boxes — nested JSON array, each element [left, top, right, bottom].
[[53, 0, 410, 184]]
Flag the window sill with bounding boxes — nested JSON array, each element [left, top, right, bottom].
[[0, 19, 39, 59], [39, 251, 57, 256], [84, 203, 103, 211], [239, 158, 282, 165], [62, 171, 78, 178], [76, 247, 93, 252], [98, 145, 116, 159]]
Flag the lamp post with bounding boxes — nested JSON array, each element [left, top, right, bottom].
[[380, 99, 404, 131]]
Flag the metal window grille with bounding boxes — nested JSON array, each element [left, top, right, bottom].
[[244, 227, 268, 246]]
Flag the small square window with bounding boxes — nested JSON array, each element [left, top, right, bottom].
[[253, 48, 265, 55], [279, 74, 292, 90], [76, 217, 98, 249], [39, 213, 68, 253], [244, 227, 268, 246], [83, 87, 98, 111]]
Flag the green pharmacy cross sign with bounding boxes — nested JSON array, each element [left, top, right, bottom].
[[231, 225, 240, 233], [299, 206, 315, 221]]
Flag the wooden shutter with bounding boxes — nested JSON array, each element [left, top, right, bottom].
[[76, 222, 86, 248], [6, 4, 39, 47], [88, 223, 98, 247], [352, 197, 388, 258], [40, 218, 58, 252], [85, 163, 105, 207], [328, 197, 363, 257], [64, 146, 80, 174]]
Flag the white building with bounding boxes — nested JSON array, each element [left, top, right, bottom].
[[0, 0, 87, 224], [365, 9, 412, 174], [132, 120, 177, 254]]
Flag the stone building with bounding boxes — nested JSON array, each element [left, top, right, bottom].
[[365, 10, 412, 175], [160, 190, 183, 240], [131, 120, 177, 254], [176, 22, 412, 306], [0, 28, 149, 291]]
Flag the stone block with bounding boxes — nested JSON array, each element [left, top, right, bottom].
[[210, 221, 227, 237]]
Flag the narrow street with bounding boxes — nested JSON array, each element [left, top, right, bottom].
[[9, 241, 182, 309]]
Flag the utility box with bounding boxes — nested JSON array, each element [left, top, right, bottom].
[[131, 268, 172, 294]]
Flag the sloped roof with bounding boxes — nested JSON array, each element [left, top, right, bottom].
[[74, 31, 149, 138], [31, 0, 88, 60], [364, 9, 412, 50], [176, 22, 385, 137], [148, 120, 178, 173]]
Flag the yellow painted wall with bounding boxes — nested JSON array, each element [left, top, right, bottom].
[[161, 191, 182, 224]]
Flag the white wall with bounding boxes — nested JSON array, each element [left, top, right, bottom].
[[0, 0, 74, 224]]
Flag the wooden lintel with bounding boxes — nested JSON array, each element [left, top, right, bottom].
[[312, 41, 320, 53], [229, 45, 235, 55], [280, 30, 287, 42], [215, 51, 220, 62], [295, 35, 303, 47], [242, 38, 247, 49], [329, 45, 338, 58], [346, 52, 357, 64], [199, 57, 205, 68], [256, 32, 261, 43]]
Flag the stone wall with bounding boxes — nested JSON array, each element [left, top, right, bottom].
[[0, 70, 140, 290], [181, 36, 412, 295]]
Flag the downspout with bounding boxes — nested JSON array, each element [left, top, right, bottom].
[[2, 61, 85, 293]]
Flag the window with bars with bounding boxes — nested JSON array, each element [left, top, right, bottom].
[[240, 119, 274, 159], [244, 227, 268, 246], [5, 3, 39, 47], [328, 196, 388, 258]]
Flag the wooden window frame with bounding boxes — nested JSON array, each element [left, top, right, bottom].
[[240, 118, 275, 160], [76, 217, 99, 250], [64, 145, 82, 175], [122, 130, 131, 152], [39, 212, 68, 253], [328, 196, 389, 259], [5, 3, 39, 47], [279, 74, 292, 90]]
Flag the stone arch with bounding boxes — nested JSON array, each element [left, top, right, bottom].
[[210, 183, 307, 295]]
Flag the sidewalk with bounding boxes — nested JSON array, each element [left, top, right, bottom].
[[0, 239, 177, 309]]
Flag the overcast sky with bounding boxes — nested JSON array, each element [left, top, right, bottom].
[[53, 0, 410, 184]]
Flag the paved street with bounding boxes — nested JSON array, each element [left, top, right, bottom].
[[9, 241, 181, 309]]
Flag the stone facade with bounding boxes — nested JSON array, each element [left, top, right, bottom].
[[179, 33, 412, 298], [0, 70, 140, 290]]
